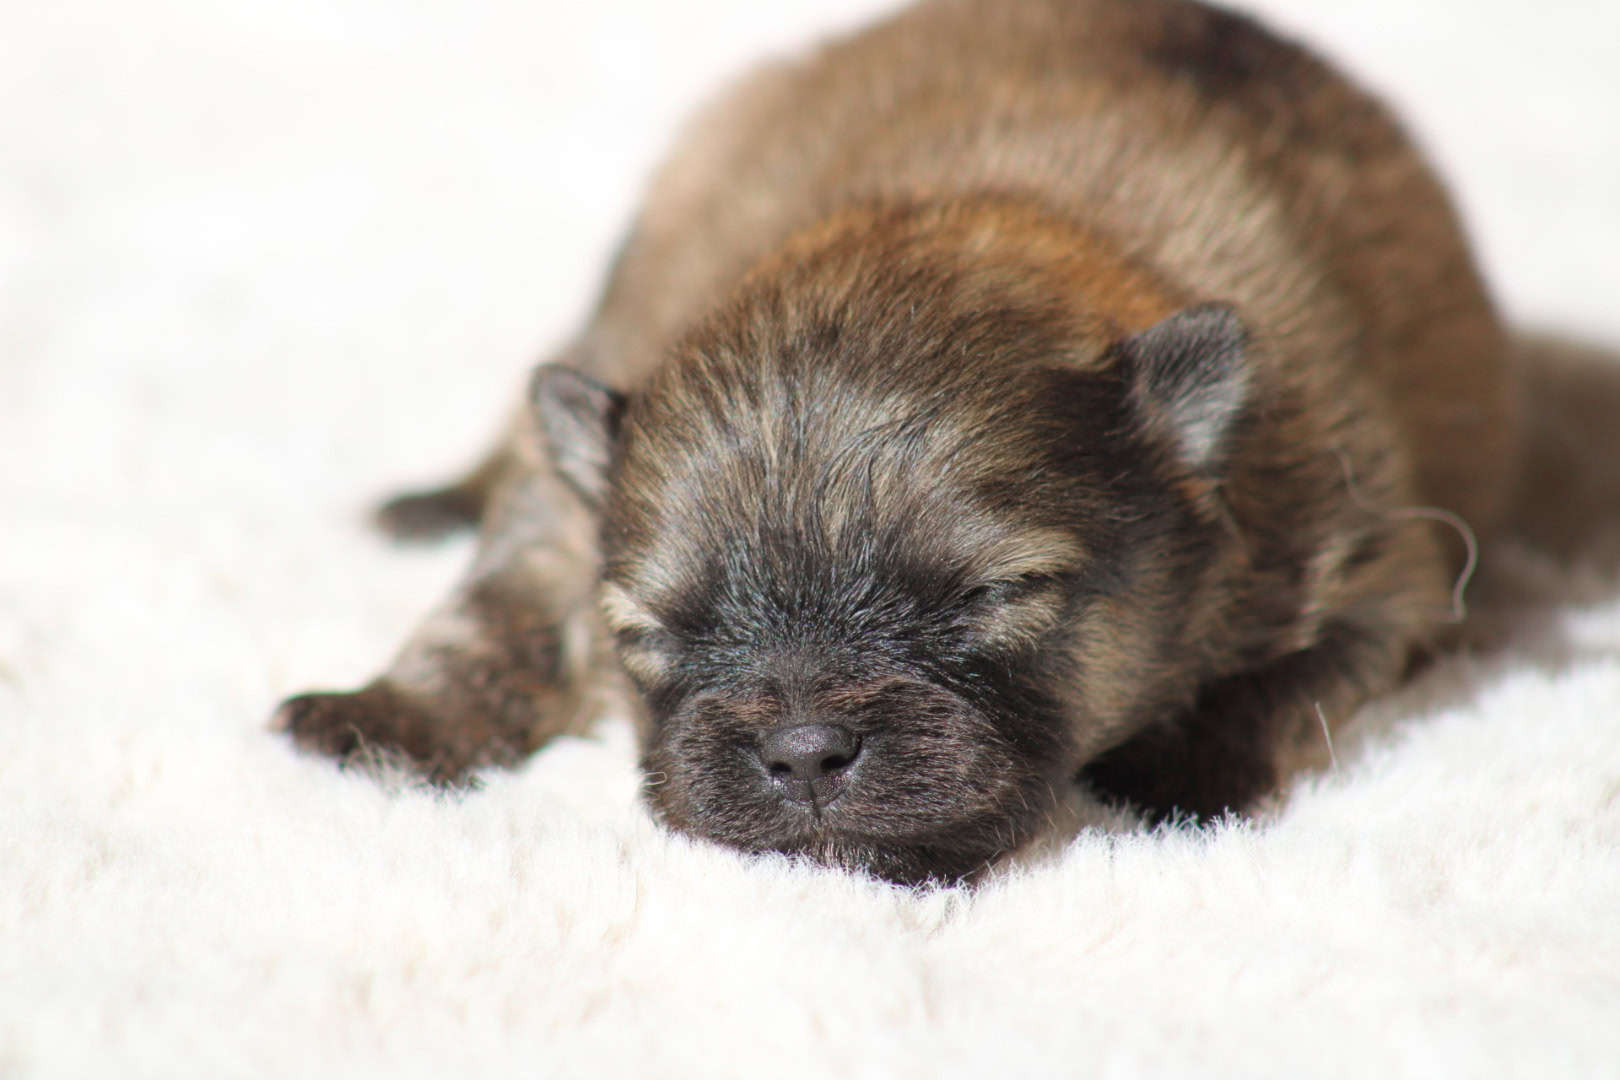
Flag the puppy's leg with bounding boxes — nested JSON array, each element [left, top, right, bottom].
[[371, 408, 531, 542], [277, 452, 606, 783], [372, 338, 598, 543], [372, 451, 506, 542], [1080, 626, 1408, 822]]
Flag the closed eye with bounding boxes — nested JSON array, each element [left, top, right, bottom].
[[956, 573, 1069, 650], [960, 572, 1064, 609]]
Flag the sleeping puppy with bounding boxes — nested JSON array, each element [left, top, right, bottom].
[[275, 0, 1521, 885]]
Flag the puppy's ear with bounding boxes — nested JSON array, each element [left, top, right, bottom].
[[1117, 303, 1251, 474], [529, 364, 626, 508]]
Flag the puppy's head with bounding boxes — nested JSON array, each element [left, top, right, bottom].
[[533, 222, 1253, 884]]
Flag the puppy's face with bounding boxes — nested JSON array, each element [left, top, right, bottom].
[[605, 453, 1097, 885], [533, 247, 1250, 884]]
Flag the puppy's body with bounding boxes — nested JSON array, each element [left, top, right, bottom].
[[280, 0, 1519, 883]]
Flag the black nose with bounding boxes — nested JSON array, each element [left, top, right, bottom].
[[759, 724, 861, 801]]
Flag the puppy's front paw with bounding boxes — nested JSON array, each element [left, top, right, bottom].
[[272, 683, 484, 783]]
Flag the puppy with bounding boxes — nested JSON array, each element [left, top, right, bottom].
[[276, 0, 1520, 885]]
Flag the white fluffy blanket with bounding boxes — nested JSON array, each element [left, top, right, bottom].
[[5, 0, 1618, 1075]]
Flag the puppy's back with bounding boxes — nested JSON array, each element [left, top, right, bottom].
[[586, 0, 1517, 530]]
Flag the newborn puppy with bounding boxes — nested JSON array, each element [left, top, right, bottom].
[[276, 0, 1521, 884]]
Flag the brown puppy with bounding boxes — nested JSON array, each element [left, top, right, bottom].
[[276, 0, 1520, 884]]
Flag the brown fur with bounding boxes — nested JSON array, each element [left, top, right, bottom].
[[278, 0, 1519, 883]]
